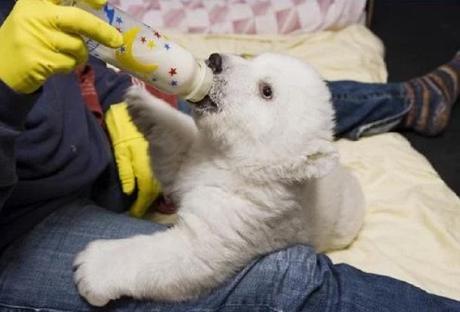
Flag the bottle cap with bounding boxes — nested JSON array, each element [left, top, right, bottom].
[[185, 60, 213, 102]]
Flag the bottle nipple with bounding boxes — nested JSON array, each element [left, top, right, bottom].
[[185, 60, 213, 102]]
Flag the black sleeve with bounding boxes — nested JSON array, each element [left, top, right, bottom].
[[0, 80, 39, 213]]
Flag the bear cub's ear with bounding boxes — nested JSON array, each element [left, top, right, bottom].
[[274, 139, 339, 183]]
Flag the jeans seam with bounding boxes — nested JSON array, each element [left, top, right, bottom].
[[355, 99, 412, 138], [0, 302, 84, 312], [212, 304, 283, 312], [331, 92, 401, 101]]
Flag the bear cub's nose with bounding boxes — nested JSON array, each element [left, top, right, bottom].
[[207, 53, 223, 74]]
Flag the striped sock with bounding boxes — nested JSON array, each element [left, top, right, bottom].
[[402, 51, 460, 136]]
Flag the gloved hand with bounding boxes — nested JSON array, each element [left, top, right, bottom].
[[105, 102, 162, 218], [0, 0, 123, 94]]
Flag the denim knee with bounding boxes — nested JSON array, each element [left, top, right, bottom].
[[201, 245, 335, 312]]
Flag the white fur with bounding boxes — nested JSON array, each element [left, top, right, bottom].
[[74, 53, 365, 306]]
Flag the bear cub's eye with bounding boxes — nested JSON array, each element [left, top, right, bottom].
[[259, 82, 273, 100]]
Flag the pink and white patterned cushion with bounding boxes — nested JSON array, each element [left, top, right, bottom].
[[110, 0, 367, 35]]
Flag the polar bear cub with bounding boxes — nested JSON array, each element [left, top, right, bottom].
[[74, 53, 365, 306]]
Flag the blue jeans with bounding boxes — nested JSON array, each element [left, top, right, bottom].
[[329, 81, 411, 140], [0, 200, 458, 311], [178, 81, 411, 140]]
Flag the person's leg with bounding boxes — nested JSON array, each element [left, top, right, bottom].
[[402, 51, 460, 135], [328, 80, 409, 140], [1, 199, 459, 312], [331, 51, 460, 140]]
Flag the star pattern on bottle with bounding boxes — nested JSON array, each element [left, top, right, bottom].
[[116, 16, 123, 24], [119, 45, 126, 53], [147, 40, 155, 49], [116, 27, 122, 33], [164, 43, 171, 50], [140, 36, 146, 44], [169, 68, 177, 76], [154, 31, 161, 39], [171, 80, 178, 87]]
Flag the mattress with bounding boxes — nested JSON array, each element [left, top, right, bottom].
[[154, 25, 460, 300]]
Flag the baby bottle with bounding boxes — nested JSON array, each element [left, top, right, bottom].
[[61, 0, 213, 102]]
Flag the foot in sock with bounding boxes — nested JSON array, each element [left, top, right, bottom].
[[402, 51, 460, 136]]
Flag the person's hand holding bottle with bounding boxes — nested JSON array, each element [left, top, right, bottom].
[[0, 0, 123, 94]]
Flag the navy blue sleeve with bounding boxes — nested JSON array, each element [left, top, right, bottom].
[[88, 57, 133, 111], [0, 81, 39, 212]]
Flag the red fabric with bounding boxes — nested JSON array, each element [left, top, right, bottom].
[[155, 195, 178, 214], [76, 65, 104, 126], [147, 85, 178, 108]]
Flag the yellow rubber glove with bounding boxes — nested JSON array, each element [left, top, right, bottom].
[[0, 0, 123, 94], [105, 103, 162, 218]]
